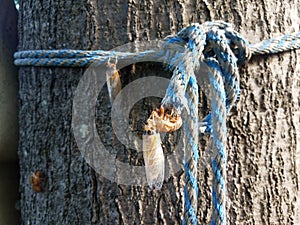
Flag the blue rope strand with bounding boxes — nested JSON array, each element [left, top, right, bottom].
[[207, 57, 227, 225], [162, 24, 204, 225]]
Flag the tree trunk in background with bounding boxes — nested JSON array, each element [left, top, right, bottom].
[[0, 0, 18, 162], [18, 0, 300, 224]]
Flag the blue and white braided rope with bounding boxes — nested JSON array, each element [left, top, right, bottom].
[[14, 29, 300, 67], [160, 21, 248, 224]]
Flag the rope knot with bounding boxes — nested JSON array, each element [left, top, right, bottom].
[[159, 21, 250, 224], [164, 21, 250, 135], [203, 21, 251, 64]]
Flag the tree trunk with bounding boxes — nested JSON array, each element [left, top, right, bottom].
[[18, 0, 300, 224]]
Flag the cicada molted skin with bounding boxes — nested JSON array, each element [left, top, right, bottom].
[[142, 105, 183, 189], [106, 59, 121, 104], [143, 128, 165, 190], [152, 106, 183, 133], [30, 171, 44, 192]]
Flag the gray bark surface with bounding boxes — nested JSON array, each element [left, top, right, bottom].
[[18, 0, 300, 224]]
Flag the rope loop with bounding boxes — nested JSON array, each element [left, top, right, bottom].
[[156, 21, 252, 225], [161, 21, 250, 137]]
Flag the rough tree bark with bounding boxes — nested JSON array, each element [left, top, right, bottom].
[[18, 0, 300, 224]]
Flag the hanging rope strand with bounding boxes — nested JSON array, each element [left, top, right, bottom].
[[160, 24, 206, 224], [182, 74, 199, 225], [206, 58, 227, 225]]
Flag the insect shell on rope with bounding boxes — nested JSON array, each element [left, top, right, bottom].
[[143, 105, 183, 190], [151, 106, 183, 132], [106, 58, 121, 104]]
